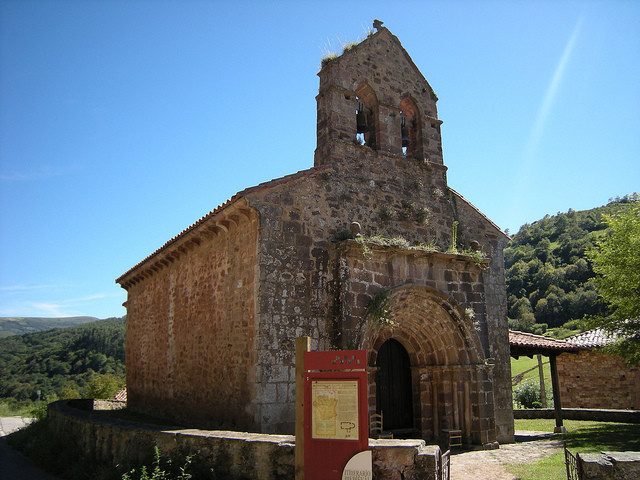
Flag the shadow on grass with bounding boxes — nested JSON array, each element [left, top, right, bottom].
[[566, 423, 640, 452]]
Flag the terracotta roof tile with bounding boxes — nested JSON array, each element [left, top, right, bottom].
[[509, 330, 580, 353], [116, 165, 330, 284], [113, 386, 127, 402]]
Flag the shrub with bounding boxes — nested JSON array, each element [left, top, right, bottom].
[[514, 379, 542, 409]]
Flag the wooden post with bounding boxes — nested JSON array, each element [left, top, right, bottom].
[[537, 354, 547, 408], [549, 354, 566, 433], [295, 337, 310, 480]]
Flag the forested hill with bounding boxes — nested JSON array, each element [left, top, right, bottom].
[[0, 316, 125, 405], [505, 194, 639, 338], [0, 316, 99, 338]]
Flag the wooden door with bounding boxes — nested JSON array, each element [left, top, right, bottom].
[[376, 339, 413, 430]]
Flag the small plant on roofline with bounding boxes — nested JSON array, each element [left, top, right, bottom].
[[320, 53, 339, 69], [387, 236, 411, 249], [464, 248, 488, 269], [367, 290, 398, 329], [341, 41, 359, 54], [415, 240, 440, 252], [355, 236, 373, 258]]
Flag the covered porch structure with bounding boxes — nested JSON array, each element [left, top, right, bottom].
[[509, 330, 580, 433]]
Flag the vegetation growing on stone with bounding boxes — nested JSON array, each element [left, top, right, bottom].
[[366, 289, 397, 328]]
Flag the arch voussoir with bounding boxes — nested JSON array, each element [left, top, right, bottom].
[[362, 283, 495, 444]]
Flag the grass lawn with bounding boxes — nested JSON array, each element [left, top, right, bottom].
[[507, 419, 640, 480], [511, 356, 551, 384]]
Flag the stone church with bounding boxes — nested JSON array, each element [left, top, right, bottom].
[[116, 24, 514, 445]]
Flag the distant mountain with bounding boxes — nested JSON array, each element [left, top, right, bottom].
[[0, 316, 126, 403], [0, 316, 99, 338]]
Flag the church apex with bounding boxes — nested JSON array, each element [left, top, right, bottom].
[[314, 23, 444, 167]]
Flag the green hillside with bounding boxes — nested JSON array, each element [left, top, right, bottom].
[[0, 316, 125, 410], [0, 316, 99, 338], [505, 194, 639, 337]]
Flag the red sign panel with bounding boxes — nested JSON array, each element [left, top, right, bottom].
[[303, 350, 369, 480]]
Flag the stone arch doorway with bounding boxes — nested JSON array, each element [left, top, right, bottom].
[[362, 284, 497, 445], [376, 339, 413, 431]]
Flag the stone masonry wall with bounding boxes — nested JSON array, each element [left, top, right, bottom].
[[48, 400, 442, 480], [315, 28, 443, 165], [333, 242, 497, 444], [557, 349, 640, 409], [453, 193, 513, 443], [246, 150, 512, 440], [122, 202, 260, 430]]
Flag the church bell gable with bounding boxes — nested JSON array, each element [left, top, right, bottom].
[[314, 26, 444, 169]]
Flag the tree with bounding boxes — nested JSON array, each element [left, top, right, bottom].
[[84, 373, 124, 399], [587, 202, 640, 364]]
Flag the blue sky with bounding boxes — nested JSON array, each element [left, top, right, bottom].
[[1, 1, 638, 319]]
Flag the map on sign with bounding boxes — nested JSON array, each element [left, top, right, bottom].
[[311, 380, 359, 440]]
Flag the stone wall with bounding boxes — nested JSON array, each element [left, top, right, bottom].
[[48, 400, 442, 480], [579, 452, 640, 480], [556, 349, 640, 409], [333, 242, 496, 444], [120, 200, 260, 431], [315, 28, 443, 165], [246, 143, 512, 440], [513, 408, 640, 423]]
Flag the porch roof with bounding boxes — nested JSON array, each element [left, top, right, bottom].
[[509, 330, 580, 358]]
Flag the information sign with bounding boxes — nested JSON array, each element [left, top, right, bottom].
[[311, 380, 359, 440], [303, 350, 369, 480]]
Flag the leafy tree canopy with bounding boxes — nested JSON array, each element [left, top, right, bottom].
[[504, 194, 638, 338], [587, 202, 640, 364], [0, 316, 126, 406]]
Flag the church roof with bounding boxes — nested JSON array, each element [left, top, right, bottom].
[[116, 165, 330, 285], [449, 188, 509, 240]]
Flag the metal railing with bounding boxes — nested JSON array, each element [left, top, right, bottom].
[[564, 442, 582, 480], [438, 449, 450, 480]]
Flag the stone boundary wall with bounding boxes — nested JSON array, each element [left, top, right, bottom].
[[579, 452, 640, 480], [47, 400, 441, 479], [514, 408, 640, 423]]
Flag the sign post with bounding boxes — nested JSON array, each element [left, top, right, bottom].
[[295, 337, 310, 480], [302, 349, 370, 480]]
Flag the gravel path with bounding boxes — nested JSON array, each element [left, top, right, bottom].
[[450, 436, 565, 480], [0, 417, 59, 480]]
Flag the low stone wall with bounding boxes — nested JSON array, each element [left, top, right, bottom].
[[513, 408, 640, 423], [47, 400, 441, 479], [579, 451, 640, 480]]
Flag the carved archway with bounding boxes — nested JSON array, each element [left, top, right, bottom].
[[361, 284, 496, 444]]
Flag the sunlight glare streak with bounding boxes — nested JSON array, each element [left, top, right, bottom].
[[507, 16, 583, 229]]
